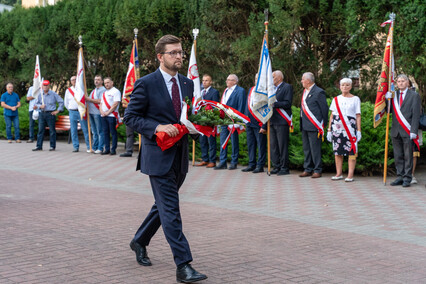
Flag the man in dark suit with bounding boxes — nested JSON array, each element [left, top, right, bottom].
[[269, 70, 294, 175], [388, 74, 421, 187], [214, 74, 246, 170], [299, 72, 328, 178], [241, 74, 267, 173], [124, 35, 207, 283], [195, 74, 220, 168]]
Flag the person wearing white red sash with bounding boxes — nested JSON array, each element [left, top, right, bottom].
[[100, 77, 121, 155], [268, 70, 294, 176], [386, 74, 421, 187], [85, 75, 106, 154], [299, 72, 329, 178], [195, 74, 220, 168], [241, 74, 267, 173], [326, 78, 361, 182], [64, 76, 90, 153], [214, 74, 246, 170]]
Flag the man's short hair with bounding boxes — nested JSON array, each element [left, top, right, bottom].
[[203, 74, 212, 80], [155, 35, 181, 54], [94, 74, 103, 80], [303, 72, 315, 83], [6, 82, 13, 87], [229, 74, 239, 83], [397, 74, 409, 81], [273, 70, 284, 80], [104, 77, 113, 82]]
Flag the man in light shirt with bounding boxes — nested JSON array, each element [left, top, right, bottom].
[[100, 77, 121, 155], [64, 76, 90, 153], [85, 75, 106, 154]]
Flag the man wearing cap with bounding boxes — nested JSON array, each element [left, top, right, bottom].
[[32, 80, 64, 151], [64, 75, 90, 153], [1, 83, 21, 143]]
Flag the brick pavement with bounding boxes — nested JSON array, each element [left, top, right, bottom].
[[1, 140, 426, 283]]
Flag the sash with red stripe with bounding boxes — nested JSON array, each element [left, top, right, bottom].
[[392, 95, 420, 151], [247, 87, 263, 127], [102, 92, 122, 129], [301, 89, 324, 138], [91, 89, 100, 110], [334, 97, 357, 154]]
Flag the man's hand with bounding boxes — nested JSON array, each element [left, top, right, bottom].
[[410, 133, 417, 140], [33, 105, 38, 110], [11, 106, 16, 111], [52, 110, 59, 116], [259, 128, 267, 134], [156, 124, 179, 138], [40, 104, 45, 109], [385, 92, 393, 99]]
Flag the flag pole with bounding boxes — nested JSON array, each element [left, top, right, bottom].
[[383, 13, 395, 185], [79, 35, 92, 152], [134, 28, 142, 151], [264, 9, 271, 176], [191, 28, 199, 166]]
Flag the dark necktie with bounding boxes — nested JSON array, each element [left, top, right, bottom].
[[171, 77, 181, 119], [202, 89, 206, 98], [400, 91, 404, 106]]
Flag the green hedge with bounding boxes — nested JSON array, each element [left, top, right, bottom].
[[2, 99, 425, 175]]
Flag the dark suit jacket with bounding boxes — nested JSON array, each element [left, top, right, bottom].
[[124, 68, 194, 176], [300, 84, 329, 132], [391, 89, 421, 138], [223, 85, 246, 114], [202, 87, 220, 102], [271, 81, 293, 126]]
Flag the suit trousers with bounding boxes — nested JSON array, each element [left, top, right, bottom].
[[219, 125, 239, 165], [133, 146, 193, 266], [392, 134, 413, 182], [199, 134, 217, 163], [246, 124, 267, 168], [270, 124, 290, 170], [301, 130, 322, 173], [125, 125, 135, 153]]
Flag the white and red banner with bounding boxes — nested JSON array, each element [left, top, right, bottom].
[[123, 40, 138, 103], [187, 42, 201, 109], [75, 48, 87, 119], [251, 36, 276, 124], [33, 55, 42, 101]]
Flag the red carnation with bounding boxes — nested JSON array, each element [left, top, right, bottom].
[[205, 105, 213, 111], [219, 110, 225, 119]]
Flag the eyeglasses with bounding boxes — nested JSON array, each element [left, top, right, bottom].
[[161, 50, 185, 57]]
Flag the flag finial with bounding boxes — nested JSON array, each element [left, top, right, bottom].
[[78, 35, 83, 47], [389, 13, 396, 21], [192, 28, 199, 40], [134, 28, 138, 38], [264, 8, 269, 22]]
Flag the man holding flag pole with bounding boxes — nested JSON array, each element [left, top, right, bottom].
[[374, 13, 421, 186], [26, 55, 42, 143]]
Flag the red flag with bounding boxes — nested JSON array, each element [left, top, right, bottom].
[[122, 40, 137, 104], [373, 19, 395, 128]]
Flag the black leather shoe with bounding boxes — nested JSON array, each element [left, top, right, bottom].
[[176, 263, 207, 283], [110, 151, 116, 155], [32, 148, 42, 151], [270, 168, 280, 174], [120, 152, 132, 157], [402, 181, 411, 188], [277, 169, 290, 176], [101, 151, 110, 155], [129, 240, 152, 266], [49, 148, 55, 151], [214, 163, 227, 170], [72, 148, 79, 152], [390, 178, 403, 186], [228, 164, 237, 170], [253, 167, 264, 173], [241, 166, 255, 172]]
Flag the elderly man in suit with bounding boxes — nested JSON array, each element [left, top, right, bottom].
[[388, 74, 421, 187], [124, 35, 207, 283], [195, 74, 220, 168], [214, 74, 246, 170], [270, 70, 294, 175], [299, 72, 328, 178]]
